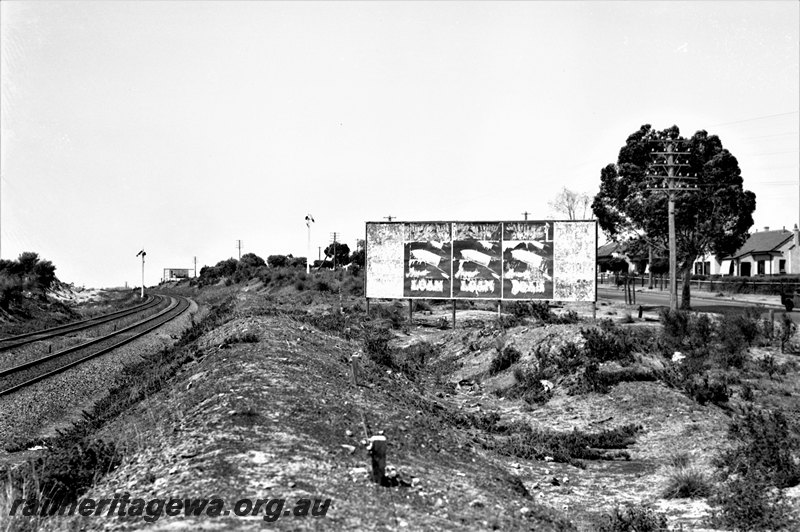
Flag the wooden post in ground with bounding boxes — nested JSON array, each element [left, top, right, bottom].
[[350, 354, 361, 386], [366, 299, 370, 318], [769, 309, 775, 339], [369, 435, 387, 485], [452, 300, 456, 329], [408, 299, 413, 323], [592, 301, 597, 321]]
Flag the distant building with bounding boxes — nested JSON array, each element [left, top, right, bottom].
[[693, 226, 799, 276], [163, 268, 191, 282]]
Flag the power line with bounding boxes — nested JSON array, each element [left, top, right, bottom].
[[739, 131, 798, 140], [710, 111, 799, 127]]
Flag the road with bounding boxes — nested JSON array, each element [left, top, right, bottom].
[[598, 287, 799, 324]]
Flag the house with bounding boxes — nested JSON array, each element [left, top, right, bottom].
[[693, 226, 799, 276], [597, 242, 647, 273]]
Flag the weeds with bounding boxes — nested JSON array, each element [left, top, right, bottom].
[[595, 504, 669, 532]]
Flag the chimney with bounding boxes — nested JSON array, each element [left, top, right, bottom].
[[764, 226, 769, 231], [795, 224, 799, 246]]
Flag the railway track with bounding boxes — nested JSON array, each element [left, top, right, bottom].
[[0, 295, 191, 397], [0, 294, 163, 352]]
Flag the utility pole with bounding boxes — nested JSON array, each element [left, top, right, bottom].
[[646, 135, 697, 311], [305, 214, 315, 274], [330, 232, 339, 269], [235, 240, 242, 260], [522, 211, 530, 221], [136, 249, 146, 299], [384, 215, 395, 222], [194, 256, 197, 277]]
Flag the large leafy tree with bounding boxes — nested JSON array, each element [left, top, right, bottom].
[[592, 124, 756, 309], [324, 242, 350, 267]]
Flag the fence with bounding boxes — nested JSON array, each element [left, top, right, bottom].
[[598, 273, 800, 296]]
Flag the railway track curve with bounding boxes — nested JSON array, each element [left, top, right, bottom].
[[0, 294, 163, 352], [0, 295, 192, 397]]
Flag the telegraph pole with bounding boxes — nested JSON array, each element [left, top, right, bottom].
[[384, 215, 395, 221], [646, 135, 697, 311], [235, 240, 242, 260], [522, 211, 530, 221], [330, 232, 339, 269]]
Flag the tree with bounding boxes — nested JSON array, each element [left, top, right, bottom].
[[239, 253, 266, 269], [323, 242, 350, 268], [592, 124, 756, 309], [349, 248, 365, 268], [267, 255, 289, 268], [549, 187, 592, 219]]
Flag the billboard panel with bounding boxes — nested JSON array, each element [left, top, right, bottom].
[[553, 221, 596, 300], [452, 222, 502, 298], [365, 220, 596, 302], [403, 223, 452, 298], [502, 221, 554, 299], [365, 223, 404, 299]]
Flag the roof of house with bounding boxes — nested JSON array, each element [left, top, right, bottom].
[[727, 229, 793, 259], [597, 242, 624, 258]]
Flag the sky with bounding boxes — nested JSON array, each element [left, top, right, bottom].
[[1, 1, 798, 288]]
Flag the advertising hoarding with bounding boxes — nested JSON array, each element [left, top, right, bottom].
[[365, 220, 596, 302]]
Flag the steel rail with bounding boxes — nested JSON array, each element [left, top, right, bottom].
[[0, 295, 163, 352], [0, 296, 191, 396]]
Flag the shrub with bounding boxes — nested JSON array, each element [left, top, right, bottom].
[[581, 327, 634, 364], [489, 345, 522, 375], [363, 325, 393, 367], [659, 308, 690, 349], [488, 423, 641, 468], [596, 504, 669, 532], [223, 331, 259, 345], [505, 367, 553, 405], [710, 470, 796, 532], [777, 312, 797, 353], [662, 467, 712, 499], [685, 372, 729, 406], [715, 408, 800, 489]]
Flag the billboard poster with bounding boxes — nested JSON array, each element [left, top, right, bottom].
[[365, 223, 405, 299], [452, 222, 502, 298], [403, 223, 452, 298], [502, 221, 554, 299], [366, 219, 595, 302], [553, 221, 596, 301]]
